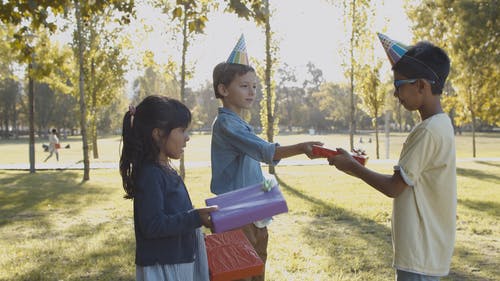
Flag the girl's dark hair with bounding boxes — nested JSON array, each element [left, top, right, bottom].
[[119, 95, 191, 199], [213, 62, 255, 99]]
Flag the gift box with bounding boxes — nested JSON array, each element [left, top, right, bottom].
[[312, 145, 368, 166], [205, 182, 288, 233], [205, 229, 264, 281]]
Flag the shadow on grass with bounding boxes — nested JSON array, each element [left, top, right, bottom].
[[456, 167, 500, 183], [458, 199, 500, 217], [0, 171, 111, 227], [277, 176, 393, 277], [475, 161, 500, 168], [2, 220, 135, 281], [277, 176, 499, 280], [0, 170, 136, 280], [446, 244, 500, 281]]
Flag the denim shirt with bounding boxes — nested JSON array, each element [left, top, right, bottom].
[[210, 107, 279, 195]]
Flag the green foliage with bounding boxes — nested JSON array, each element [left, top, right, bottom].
[[357, 61, 384, 120], [225, 0, 268, 25], [187, 81, 219, 131], [0, 78, 20, 137], [167, 0, 213, 33], [0, 1, 134, 62], [132, 56, 181, 103], [253, 58, 279, 137], [408, 0, 499, 127], [336, 0, 377, 148], [312, 82, 352, 131], [31, 31, 74, 95], [32, 81, 79, 134], [97, 92, 129, 134], [275, 63, 306, 132]]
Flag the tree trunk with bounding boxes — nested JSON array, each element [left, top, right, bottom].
[[468, 85, 476, 158], [91, 57, 99, 159], [374, 114, 379, 159], [264, 0, 275, 175], [13, 99, 18, 139], [397, 104, 403, 132], [92, 119, 98, 159], [28, 60, 35, 173], [75, 0, 90, 181], [179, 4, 188, 180], [472, 112, 476, 158], [349, 0, 357, 151]]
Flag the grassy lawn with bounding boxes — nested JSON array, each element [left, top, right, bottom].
[[0, 160, 499, 280], [0, 132, 499, 165]]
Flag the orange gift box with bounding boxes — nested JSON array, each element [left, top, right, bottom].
[[312, 145, 368, 166], [205, 230, 264, 281]]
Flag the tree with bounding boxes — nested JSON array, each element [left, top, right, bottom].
[[357, 61, 385, 159], [302, 62, 326, 131], [1, 2, 62, 173], [1, 23, 73, 171], [188, 81, 219, 131], [72, 0, 134, 180], [156, 0, 213, 179], [312, 82, 351, 131], [0, 0, 134, 178], [0, 24, 20, 139], [132, 54, 181, 103], [74, 7, 129, 159], [331, 0, 374, 150], [226, 0, 278, 174], [97, 91, 129, 135], [0, 78, 20, 138], [408, 0, 499, 157], [275, 63, 305, 132]]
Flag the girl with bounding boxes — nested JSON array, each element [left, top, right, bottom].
[[44, 128, 60, 162], [120, 95, 217, 281]]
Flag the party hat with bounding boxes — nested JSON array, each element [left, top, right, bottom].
[[377, 33, 409, 66], [226, 34, 249, 65]]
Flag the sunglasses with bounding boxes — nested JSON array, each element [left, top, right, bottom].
[[394, 79, 435, 91]]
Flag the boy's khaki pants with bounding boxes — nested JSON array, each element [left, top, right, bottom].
[[236, 223, 269, 281]]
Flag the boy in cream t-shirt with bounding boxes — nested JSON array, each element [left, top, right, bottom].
[[327, 33, 456, 280]]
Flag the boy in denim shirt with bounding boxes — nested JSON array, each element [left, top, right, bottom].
[[328, 33, 456, 281], [210, 35, 321, 281]]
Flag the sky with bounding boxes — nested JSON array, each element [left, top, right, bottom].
[[52, 0, 414, 94]]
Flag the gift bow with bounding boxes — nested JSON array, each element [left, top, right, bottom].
[[261, 177, 277, 192]]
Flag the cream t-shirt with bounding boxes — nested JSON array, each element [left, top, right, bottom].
[[393, 113, 457, 276]]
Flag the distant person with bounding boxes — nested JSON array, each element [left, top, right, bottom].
[[119, 95, 217, 281], [210, 34, 322, 281], [327, 33, 456, 281], [44, 128, 60, 162]]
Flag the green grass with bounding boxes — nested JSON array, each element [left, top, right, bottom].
[[0, 161, 499, 280], [0, 132, 499, 165]]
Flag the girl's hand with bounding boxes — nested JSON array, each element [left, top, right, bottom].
[[302, 141, 324, 159], [196, 205, 218, 229]]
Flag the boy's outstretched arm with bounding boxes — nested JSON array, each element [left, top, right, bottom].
[[273, 141, 323, 160], [328, 148, 407, 198]]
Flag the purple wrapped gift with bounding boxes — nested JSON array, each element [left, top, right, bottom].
[[205, 182, 288, 233]]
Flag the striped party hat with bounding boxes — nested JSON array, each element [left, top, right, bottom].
[[227, 34, 249, 65], [377, 33, 409, 66]]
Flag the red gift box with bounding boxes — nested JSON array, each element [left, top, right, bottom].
[[312, 145, 368, 166], [205, 230, 264, 281]]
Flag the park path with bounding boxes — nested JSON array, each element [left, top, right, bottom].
[[0, 158, 499, 170]]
